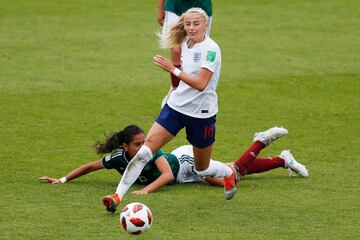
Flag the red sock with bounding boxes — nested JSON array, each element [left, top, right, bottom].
[[246, 157, 285, 175], [170, 65, 181, 88], [233, 141, 265, 176]]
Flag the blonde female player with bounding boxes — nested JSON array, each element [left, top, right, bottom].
[[157, 0, 213, 107], [101, 8, 289, 213]]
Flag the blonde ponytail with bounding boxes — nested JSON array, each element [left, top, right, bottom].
[[159, 14, 186, 49], [159, 7, 209, 49]]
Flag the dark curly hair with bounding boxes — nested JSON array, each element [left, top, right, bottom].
[[94, 125, 144, 154]]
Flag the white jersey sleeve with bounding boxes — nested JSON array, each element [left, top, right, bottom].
[[201, 45, 220, 73]]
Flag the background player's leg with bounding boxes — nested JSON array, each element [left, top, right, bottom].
[[246, 157, 285, 174], [233, 141, 265, 176]]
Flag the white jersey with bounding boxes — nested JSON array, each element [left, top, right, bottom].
[[171, 145, 205, 183], [167, 36, 221, 118], [171, 145, 226, 183]]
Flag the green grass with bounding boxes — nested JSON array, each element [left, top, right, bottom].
[[1, 0, 359, 239]]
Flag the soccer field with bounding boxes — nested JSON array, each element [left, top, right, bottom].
[[1, 0, 359, 239]]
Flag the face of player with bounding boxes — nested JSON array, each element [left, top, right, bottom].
[[122, 132, 146, 158], [184, 12, 208, 43]]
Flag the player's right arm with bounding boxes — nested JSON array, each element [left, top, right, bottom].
[[38, 160, 104, 184], [157, 0, 166, 26], [132, 156, 175, 194]]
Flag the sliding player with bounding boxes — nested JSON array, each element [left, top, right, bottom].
[[39, 125, 308, 213]]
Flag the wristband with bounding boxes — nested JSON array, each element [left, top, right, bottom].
[[172, 68, 182, 77], [60, 177, 67, 184]]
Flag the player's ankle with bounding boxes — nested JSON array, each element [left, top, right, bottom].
[[113, 194, 121, 205]]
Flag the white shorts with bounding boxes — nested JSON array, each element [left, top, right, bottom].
[[161, 11, 212, 45], [171, 145, 205, 183]]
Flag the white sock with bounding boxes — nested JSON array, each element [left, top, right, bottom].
[[194, 160, 232, 178], [115, 145, 153, 199]]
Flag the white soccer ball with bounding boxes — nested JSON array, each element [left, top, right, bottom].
[[119, 202, 153, 235]]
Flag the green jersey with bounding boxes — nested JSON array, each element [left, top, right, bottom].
[[101, 148, 180, 185], [164, 0, 212, 17]]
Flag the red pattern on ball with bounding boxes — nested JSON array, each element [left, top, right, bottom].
[[121, 216, 127, 230], [130, 218, 145, 227], [147, 210, 152, 225], [132, 203, 143, 213]]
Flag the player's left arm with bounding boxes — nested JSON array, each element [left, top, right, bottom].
[[204, 161, 230, 187], [153, 55, 213, 91], [132, 156, 175, 195], [177, 67, 213, 91], [204, 177, 224, 187]]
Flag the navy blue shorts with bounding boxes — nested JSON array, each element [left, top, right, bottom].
[[156, 104, 216, 148]]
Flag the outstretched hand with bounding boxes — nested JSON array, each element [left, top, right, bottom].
[[132, 189, 149, 195], [153, 55, 175, 73], [38, 176, 61, 184]]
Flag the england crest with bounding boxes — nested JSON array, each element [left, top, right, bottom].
[[193, 52, 201, 63]]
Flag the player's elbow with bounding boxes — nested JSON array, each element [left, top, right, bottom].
[[165, 172, 175, 183], [197, 86, 206, 92], [195, 82, 207, 92], [196, 78, 209, 92], [168, 173, 175, 182]]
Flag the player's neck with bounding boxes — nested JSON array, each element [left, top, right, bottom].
[[187, 35, 206, 48]]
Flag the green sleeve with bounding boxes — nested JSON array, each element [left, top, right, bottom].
[[101, 149, 128, 173], [152, 149, 166, 162]]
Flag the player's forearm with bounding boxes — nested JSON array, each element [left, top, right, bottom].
[[204, 177, 224, 187], [65, 161, 103, 182], [65, 166, 91, 182], [142, 173, 174, 193], [153, 55, 210, 90], [178, 72, 209, 91]]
